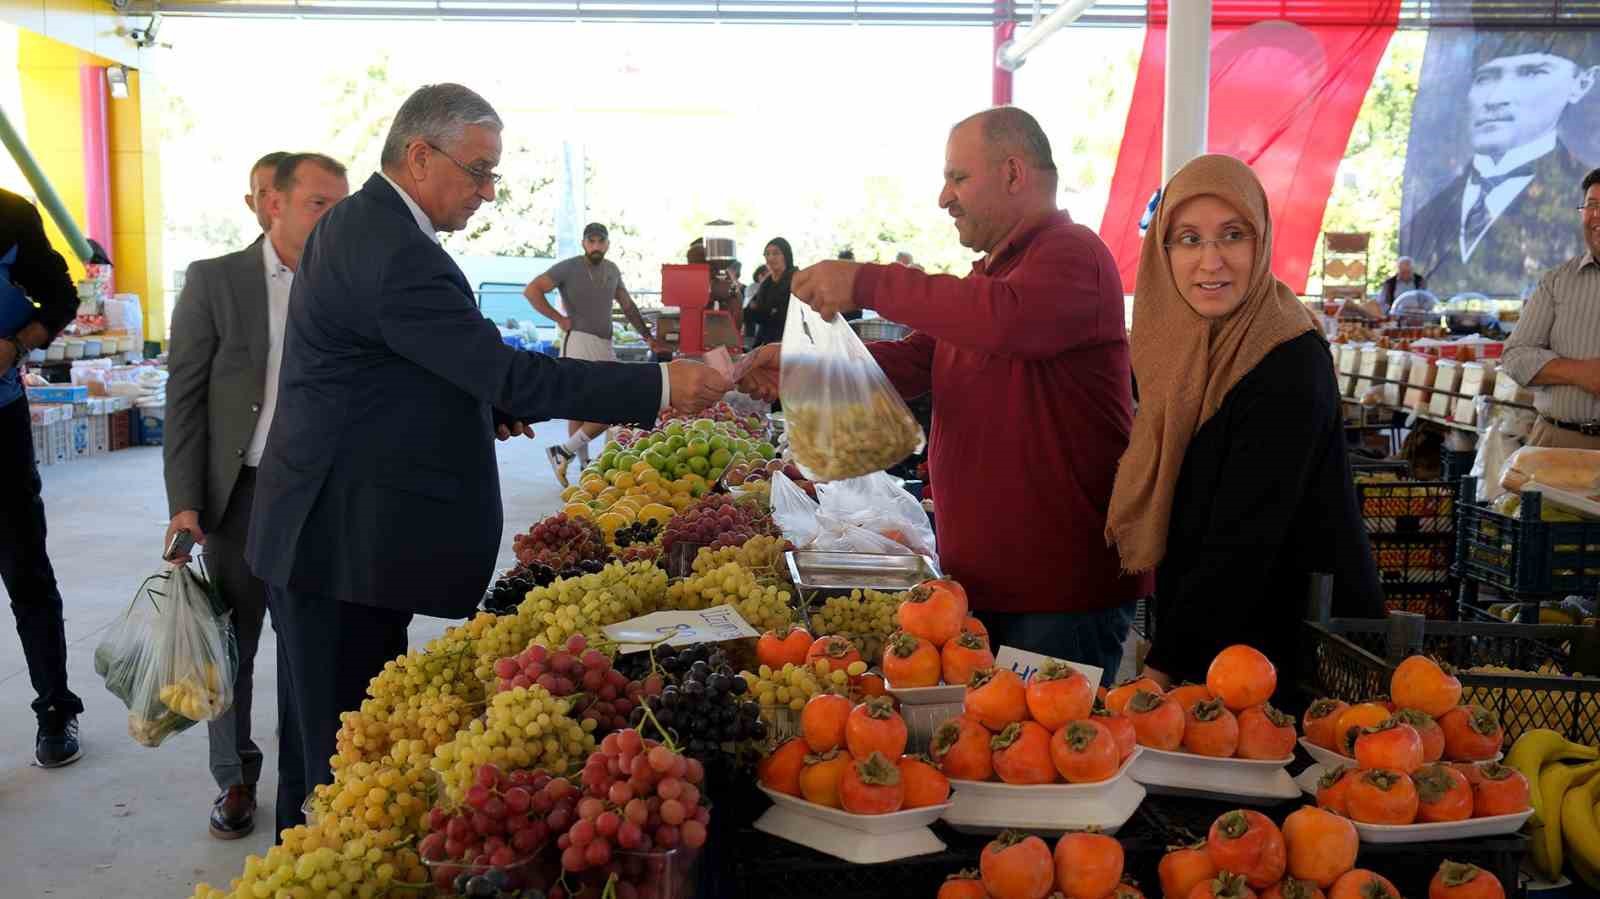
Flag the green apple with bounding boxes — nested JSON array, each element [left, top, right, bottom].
[[672, 463, 690, 480], [710, 448, 732, 468], [688, 456, 709, 475], [665, 422, 685, 437], [671, 448, 690, 465], [666, 436, 687, 453], [708, 435, 729, 452], [708, 465, 726, 483], [644, 450, 668, 471], [758, 444, 776, 460], [687, 440, 710, 459], [616, 452, 640, 470], [692, 419, 715, 433]]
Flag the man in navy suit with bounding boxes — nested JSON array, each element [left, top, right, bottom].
[[246, 83, 730, 834], [1407, 31, 1597, 297]]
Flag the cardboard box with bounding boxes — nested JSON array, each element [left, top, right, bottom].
[[138, 405, 165, 446], [1493, 370, 1535, 406], [1338, 345, 1363, 398], [1431, 360, 1461, 418], [1405, 355, 1435, 410], [31, 423, 47, 464], [91, 413, 109, 454], [45, 420, 69, 465], [1454, 361, 1496, 425], [109, 408, 131, 451], [1384, 351, 1412, 406], [1356, 346, 1387, 399], [70, 416, 92, 459], [26, 384, 89, 405]]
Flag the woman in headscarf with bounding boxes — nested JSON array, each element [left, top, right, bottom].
[[1105, 155, 1382, 691], [745, 237, 795, 347]]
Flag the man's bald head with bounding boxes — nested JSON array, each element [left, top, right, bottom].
[[940, 106, 1061, 253], [953, 106, 1058, 184]]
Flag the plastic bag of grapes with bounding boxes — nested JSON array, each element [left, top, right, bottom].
[[93, 562, 237, 747], [779, 298, 924, 482]]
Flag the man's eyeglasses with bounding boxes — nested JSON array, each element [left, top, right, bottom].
[[1164, 233, 1256, 254], [426, 142, 502, 187], [1578, 203, 1600, 215]]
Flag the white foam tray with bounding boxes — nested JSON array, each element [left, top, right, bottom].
[[940, 749, 1145, 834], [1351, 809, 1532, 844], [1130, 746, 1299, 805], [754, 786, 950, 863]]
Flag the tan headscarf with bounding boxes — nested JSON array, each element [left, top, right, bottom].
[[1105, 154, 1320, 574]]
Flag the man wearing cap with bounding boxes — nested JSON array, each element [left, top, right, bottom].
[[1407, 30, 1598, 296], [524, 223, 662, 484]]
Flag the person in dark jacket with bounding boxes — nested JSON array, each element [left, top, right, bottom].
[[1106, 154, 1383, 690], [744, 237, 795, 346], [0, 188, 84, 768]]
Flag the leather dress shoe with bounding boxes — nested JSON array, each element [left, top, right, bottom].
[[210, 784, 257, 840]]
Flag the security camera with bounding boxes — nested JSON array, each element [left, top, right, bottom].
[[128, 14, 163, 48]]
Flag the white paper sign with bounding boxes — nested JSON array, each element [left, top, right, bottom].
[[993, 645, 1103, 690], [603, 605, 760, 654]]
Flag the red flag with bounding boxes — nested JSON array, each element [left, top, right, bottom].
[[1101, 0, 1399, 293]]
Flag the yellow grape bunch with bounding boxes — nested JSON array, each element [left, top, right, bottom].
[[691, 534, 791, 576], [430, 686, 594, 805], [666, 560, 797, 632], [306, 744, 436, 840], [189, 819, 425, 899]]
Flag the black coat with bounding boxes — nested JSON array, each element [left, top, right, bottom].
[[0, 188, 76, 339], [1144, 331, 1383, 686], [246, 174, 662, 618], [745, 270, 793, 347], [1406, 142, 1591, 297]]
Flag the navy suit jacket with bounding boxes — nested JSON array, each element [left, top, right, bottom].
[[246, 174, 661, 618]]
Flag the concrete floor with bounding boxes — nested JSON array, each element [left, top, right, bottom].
[[0, 431, 568, 898]]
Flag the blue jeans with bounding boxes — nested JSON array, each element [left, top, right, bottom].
[[978, 600, 1140, 688]]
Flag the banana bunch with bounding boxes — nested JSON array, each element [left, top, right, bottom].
[[1510, 728, 1600, 883], [158, 663, 228, 721]]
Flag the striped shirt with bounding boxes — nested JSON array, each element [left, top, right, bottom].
[[1503, 251, 1600, 423]]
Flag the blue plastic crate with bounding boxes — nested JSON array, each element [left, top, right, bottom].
[[1455, 479, 1600, 595]]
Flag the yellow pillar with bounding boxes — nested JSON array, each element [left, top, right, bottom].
[[16, 28, 87, 283]]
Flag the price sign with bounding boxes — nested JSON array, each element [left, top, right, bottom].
[[992, 645, 1103, 690], [603, 605, 760, 654]]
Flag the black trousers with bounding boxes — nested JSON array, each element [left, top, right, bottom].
[[0, 394, 82, 720], [266, 583, 410, 836], [203, 466, 269, 791]]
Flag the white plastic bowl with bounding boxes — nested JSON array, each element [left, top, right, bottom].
[[754, 786, 950, 863], [1300, 736, 1500, 768], [940, 749, 1145, 835], [756, 785, 950, 835], [1131, 745, 1299, 804], [1351, 809, 1533, 844], [886, 681, 966, 705]]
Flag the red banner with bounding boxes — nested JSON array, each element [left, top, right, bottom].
[[1100, 0, 1399, 293]]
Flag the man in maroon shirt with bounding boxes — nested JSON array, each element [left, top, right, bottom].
[[739, 107, 1151, 683]]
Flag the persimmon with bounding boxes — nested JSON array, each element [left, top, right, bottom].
[[1207, 809, 1287, 888], [1333, 703, 1393, 757], [1281, 806, 1357, 888], [1316, 766, 1355, 817], [1428, 861, 1506, 899], [1026, 661, 1095, 730], [1391, 656, 1462, 718], [1094, 706, 1138, 761], [846, 696, 908, 760], [992, 721, 1056, 785], [966, 668, 1029, 730], [1237, 704, 1297, 761], [1302, 699, 1349, 751], [939, 869, 991, 899], [1053, 831, 1124, 899], [1438, 705, 1504, 761], [1051, 719, 1119, 783], [882, 631, 941, 688], [858, 672, 888, 697], [1413, 763, 1473, 823], [932, 715, 994, 781], [980, 830, 1055, 899], [1105, 676, 1163, 716], [963, 615, 990, 641], [1183, 699, 1241, 758], [757, 626, 813, 669], [1167, 683, 1216, 713], [806, 635, 863, 669], [757, 737, 809, 796], [800, 692, 852, 752], [900, 580, 968, 647], [839, 751, 905, 814], [1127, 691, 1185, 752], [1345, 769, 1419, 825], [1189, 872, 1257, 899], [1207, 645, 1277, 711], [1329, 870, 1400, 899], [944, 631, 997, 687], [797, 749, 852, 808], [1471, 762, 1531, 817], [897, 753, 951, 808], [1451, 761, 1486, 787], [1262, 881, 1326, 899], [1391, 709, 1446, 763], [1354, 719, 1424, 774], [1159, 843, 1218, 899]]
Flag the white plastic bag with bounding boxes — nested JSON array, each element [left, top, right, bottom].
[[93, 564, 236, 747], [815, 473, 938, 561], [770, 470, 821, 548], [779, 299, 923, 481], [1471, 417, 1521, 504]]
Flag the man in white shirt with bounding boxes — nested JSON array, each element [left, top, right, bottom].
[[163, 152, 350, 840], [1407, 31, 1597, 296]]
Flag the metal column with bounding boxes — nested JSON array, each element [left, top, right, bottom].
[[1162, 0, 1212, 182]]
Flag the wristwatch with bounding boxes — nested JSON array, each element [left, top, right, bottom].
[[2, 335, 22, 369]]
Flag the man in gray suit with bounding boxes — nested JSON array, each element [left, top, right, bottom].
[[163, 152, 350, 839]]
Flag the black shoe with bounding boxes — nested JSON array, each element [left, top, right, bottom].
[[210, 784, 257, 840], [35, 711, 82, 768], [547, 445, 575, 487]]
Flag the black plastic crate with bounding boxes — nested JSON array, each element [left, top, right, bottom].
[[1371, 534, 1454, 584], [1456, 480, 1600, 595], [1442, 447, 1476, 484], [1383, 582, 1458, 620], [1352, 458, 1412, 478], [1356, 479, 1456, 535], [1300, 617, 1600, 745]]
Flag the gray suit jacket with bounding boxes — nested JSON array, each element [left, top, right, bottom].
[[163, 238, 271, 532]]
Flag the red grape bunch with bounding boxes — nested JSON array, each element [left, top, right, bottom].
[[556, 728, 711, 878], [661, 494, 777, 555], [419, 764, 575, 893], [491, 635, 665, 734], [511, 514, 609, 571]]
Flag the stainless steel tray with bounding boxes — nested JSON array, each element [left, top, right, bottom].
[[785, 550, 939, 597]]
